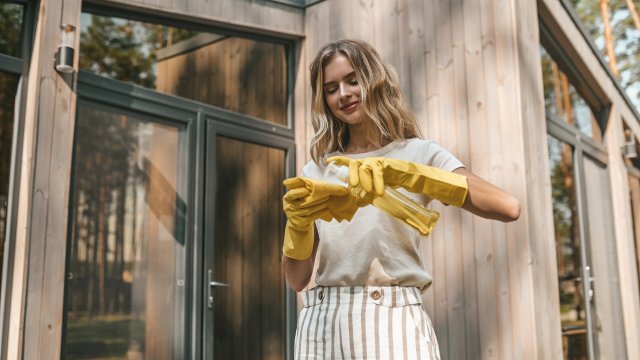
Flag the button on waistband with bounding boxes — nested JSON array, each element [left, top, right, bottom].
[[370, 290, 381, 300], [317, 290, 324, 301]]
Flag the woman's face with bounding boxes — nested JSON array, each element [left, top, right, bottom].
[[323, 54, 363, 126]]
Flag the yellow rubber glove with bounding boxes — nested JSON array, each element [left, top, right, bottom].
[[282, 177, 359, 260], [326, 156, 469, 207]]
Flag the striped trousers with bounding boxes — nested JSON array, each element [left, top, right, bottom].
[[295, 286, 440, 360]]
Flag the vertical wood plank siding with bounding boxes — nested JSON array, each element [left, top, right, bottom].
[[104, 0, 304, 36], [302, 0, 559, 358], [13, 0, 82, 359]]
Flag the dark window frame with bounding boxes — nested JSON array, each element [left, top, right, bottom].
[[62, 3, 301, 359], [266, 0, 325, 8], [80, 2, 298, 129]]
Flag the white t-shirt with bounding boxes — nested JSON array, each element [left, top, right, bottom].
[[301, 138, 465, 291]]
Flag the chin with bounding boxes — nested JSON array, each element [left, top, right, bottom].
[[339, 113, 364, 125]]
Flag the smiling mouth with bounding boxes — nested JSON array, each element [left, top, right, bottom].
[[341, 102, 359, 111]]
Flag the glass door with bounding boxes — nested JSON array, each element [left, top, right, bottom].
[[548, 135, 594, 359], [203, 120, 294, 359], [64, 34, 296, 356], [63, 99, 194, 359]]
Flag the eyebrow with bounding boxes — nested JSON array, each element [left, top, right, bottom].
[[323, 71, 356, 87]]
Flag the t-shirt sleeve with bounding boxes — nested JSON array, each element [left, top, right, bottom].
[[422, 141, 465, 172]]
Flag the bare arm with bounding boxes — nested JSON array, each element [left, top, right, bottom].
[[282, 225, 319, 292], [453, 168, 521, 222]]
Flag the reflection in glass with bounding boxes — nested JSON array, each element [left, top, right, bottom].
[[64, 104, 188, 359], [213, 136, 286, 359], [0, 3, 24, 58], [79, 13, 287, 125], [567, 0, 640, 112], [548, 135, 587, 359], [0, 72, 20, 281], [540, 46, 602, 143]]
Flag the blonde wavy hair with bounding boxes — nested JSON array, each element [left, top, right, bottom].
[[309, 39, 422, 165]]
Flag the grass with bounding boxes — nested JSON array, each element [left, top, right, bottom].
[[64, 314, 145, 360]]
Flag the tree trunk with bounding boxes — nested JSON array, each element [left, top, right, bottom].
[[560, 73, 574, 125], [625, 0, 640, 31], [600, 0, 621, 77], [551, 62, 564, 118], [97, 165, 108, 315]]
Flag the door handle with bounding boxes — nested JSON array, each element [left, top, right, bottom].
[[584, 266, 595, 301], [208, 269, 229, 309]]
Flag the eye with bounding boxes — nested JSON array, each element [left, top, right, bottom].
[[325, 87, 337, 94], [349, 78, 358, 85]]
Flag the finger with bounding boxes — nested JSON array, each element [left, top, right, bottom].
[[283, 187, 310, 202], [371, 158, 385, 196], [348, 160, 361, 188], [359, 162, 374, 193], [284, 199, 329, 218], [289, 206, 332, 227], [326, 156, 352, 167], [283, 177, 307, 190]]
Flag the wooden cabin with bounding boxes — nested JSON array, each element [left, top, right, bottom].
[[0, 0, 639, 358]]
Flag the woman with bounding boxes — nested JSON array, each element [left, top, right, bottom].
[[282, 39, 520, 360]]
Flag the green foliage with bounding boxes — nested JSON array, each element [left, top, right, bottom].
[[0, 3, 24, 57], [80, 14, 200, 89], [568, 0, 640, 109], [80, 16, 156, 88]]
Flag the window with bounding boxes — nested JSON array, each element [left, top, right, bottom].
[[0, 0, 27, 287], [65, 8, 296, 359], [0, 2, 25, 58], [79, 13, 288, 125], [540, 46, 603, 142], [624, 124, 640, 299], [566, 0, 640, 112]]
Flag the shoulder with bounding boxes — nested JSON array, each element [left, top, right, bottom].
[[389, 138, 442, 160], [401, 138, 465, 171]]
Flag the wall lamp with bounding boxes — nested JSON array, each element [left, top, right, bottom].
[[55, 24, 76, 74], [622, 129, 638, 159]]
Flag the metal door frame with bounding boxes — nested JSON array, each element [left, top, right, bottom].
[[63, 69, 297, 359], [547, 115, 608, 359], [203, 115, 295, 360]]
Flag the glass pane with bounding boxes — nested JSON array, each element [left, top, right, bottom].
[[64, 104, 189, 359], [583, 157, 627, 359], [0, 71, 20, 280], [80, 13, 287, 125], [540, 46, 603, 143], [0, 3, 24, 58], [548, 135, 588, 359], [567, 0, 640, 113], [213, 136, 286, 359], [630, 175, 640, 294]]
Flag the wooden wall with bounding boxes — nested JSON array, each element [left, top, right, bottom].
[[299, 0, 584, 359], [102, 0, 304, 37]]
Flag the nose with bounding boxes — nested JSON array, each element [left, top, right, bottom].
[[338, 82, 351, 98]]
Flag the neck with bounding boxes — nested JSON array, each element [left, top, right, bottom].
[[344, 125, 390, 154]]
